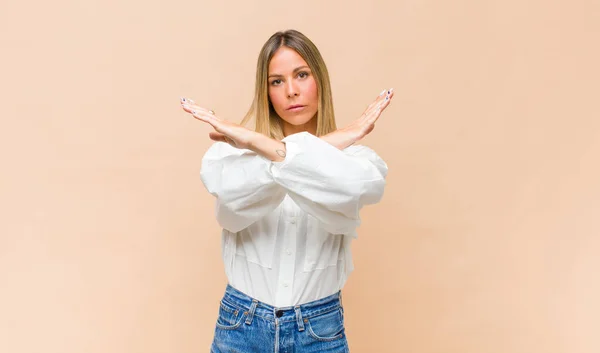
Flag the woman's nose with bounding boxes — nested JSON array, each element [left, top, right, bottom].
[[286, 82, 299, 97]]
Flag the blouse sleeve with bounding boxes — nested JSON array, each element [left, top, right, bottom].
[[270, 131, 388, 235], [200, 142, 286, 233]]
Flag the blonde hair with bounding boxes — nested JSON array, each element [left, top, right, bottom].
[[239, 30, 337, 140]]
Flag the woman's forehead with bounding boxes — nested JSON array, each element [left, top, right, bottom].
[[269, 47, 308, 74]]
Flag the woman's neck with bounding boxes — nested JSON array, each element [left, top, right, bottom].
[[282, 117, 317, 137]]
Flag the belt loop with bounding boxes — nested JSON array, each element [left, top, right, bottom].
[[339, 290, 343, 308], [245, 299, 258, 325], [294, 306, 305, 331]]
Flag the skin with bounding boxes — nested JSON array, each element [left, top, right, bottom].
[[180, 47, 394, 162]]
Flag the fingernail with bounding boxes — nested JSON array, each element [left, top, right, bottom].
[[379, 89, 386, 96], [191, 110, 196, 114], [181, 97, 186, 102], [390, 88, 394, 92], [385, 96, 389, 100]]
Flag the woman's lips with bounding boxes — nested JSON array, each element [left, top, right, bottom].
[[287, 105, 305, 112]]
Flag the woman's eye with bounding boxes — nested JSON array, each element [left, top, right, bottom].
[[271, 79, 281, 85], [298, 72, 309, 78]]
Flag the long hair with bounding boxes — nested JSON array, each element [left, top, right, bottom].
[[239, 30, 337, 140]]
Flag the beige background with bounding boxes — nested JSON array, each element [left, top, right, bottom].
[[1, 0, 599, 352]]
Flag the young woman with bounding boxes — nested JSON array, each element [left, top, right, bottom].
[[180, 29, 394, 353]]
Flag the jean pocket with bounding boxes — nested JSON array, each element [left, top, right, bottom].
[[215, 299, 247, 330], [305, 307, 346, 342]]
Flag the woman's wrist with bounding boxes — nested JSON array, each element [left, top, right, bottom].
[[320, 127, 359, 150], [248, 132, 287, 162]]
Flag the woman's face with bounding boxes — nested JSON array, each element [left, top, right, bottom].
[[268, 46, 318, 136]]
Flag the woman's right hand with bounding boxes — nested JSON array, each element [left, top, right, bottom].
[[180, 97, 257, 150], [321, 88, 394, 149]]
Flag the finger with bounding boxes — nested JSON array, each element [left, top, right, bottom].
[[191, 110, 219, 128], [181, 102, 194, 112], [367, 89, 387, 110], [180, 97, 195, 105], [365, 89, 387, 111], [368, 92, 394, 124], [180, 98, 197, 111], [377, 88, 393, 102], [366, 88, 393, 115], [190, 109, 213, 122], [188, 106, 222, 121], [375, 90, 394, 111], [182, 103, 210, 115], [181, 99, 217, 117], [379, 89, 394, 104], [209, 131, 223, 139], [209, 132, 227, 142]]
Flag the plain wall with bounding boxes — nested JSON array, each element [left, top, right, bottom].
[[1, 0, 599, 352]]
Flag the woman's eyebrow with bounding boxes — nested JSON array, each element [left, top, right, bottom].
[[268, 66, 310, 78]]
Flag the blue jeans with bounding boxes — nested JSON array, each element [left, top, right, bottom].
[[210, 284, 349, 353]]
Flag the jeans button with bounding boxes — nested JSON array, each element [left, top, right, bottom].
[[275, 310, 284, 318]]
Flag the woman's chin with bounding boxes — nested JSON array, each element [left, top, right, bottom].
[[282, 114, 316, 127]]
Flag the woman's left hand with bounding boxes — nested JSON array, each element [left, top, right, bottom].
[[180, 97, 256, 150]]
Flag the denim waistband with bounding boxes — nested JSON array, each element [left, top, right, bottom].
[[221, 283, 343, 326]]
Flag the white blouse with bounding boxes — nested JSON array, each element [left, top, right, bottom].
[[200, 131, 388, 307]]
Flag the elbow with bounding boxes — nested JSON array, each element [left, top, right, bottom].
[[357, 178, 387, 206]]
